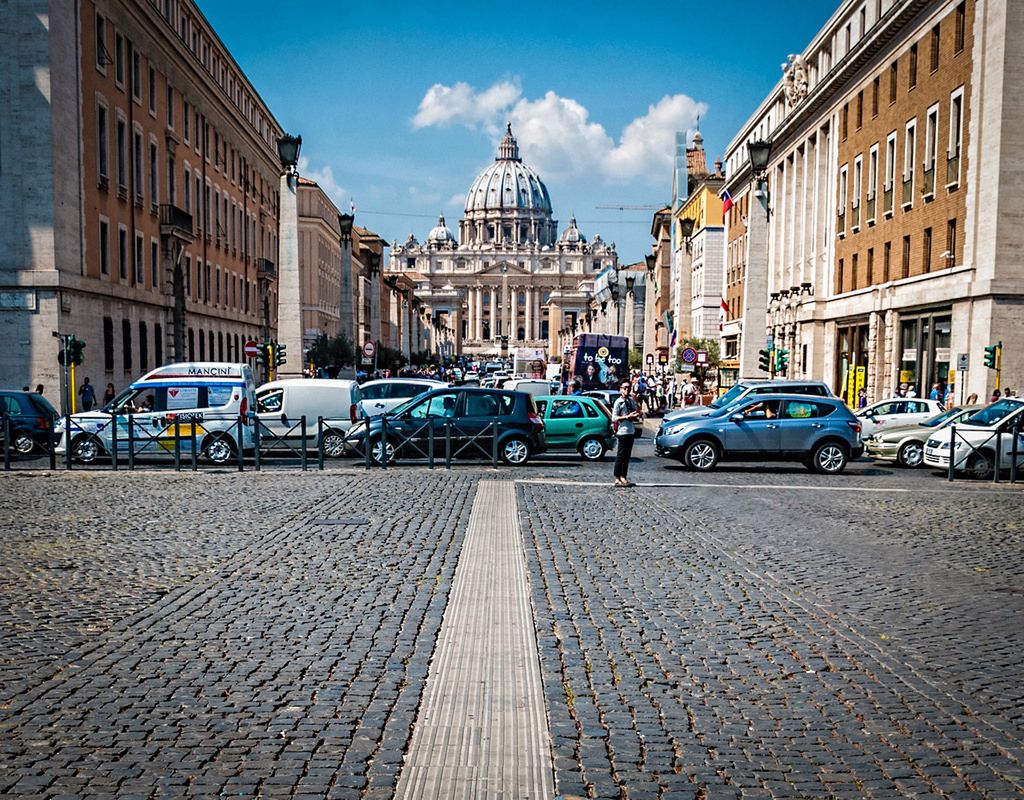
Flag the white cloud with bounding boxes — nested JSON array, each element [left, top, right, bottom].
[[299, 156, 347, 208], [411, 79, 707, 182], [412, 79, 522, 131]]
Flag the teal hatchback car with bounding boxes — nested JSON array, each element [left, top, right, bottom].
[[535, 395, 615, 461]]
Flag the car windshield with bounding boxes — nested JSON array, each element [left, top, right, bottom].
[[388, 389, 435, 416], [711, 384, 747, 409], [961, 398, 1024, 427], [921, 406, 966, 427]]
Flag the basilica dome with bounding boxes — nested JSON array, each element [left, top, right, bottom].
[[464, 124, 552, 215], [426, 213, 457, 247]]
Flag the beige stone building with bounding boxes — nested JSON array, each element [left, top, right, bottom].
[[722, 0, 1022, 403], [387, 125, 617, 360], [0, 0, 282, 408]]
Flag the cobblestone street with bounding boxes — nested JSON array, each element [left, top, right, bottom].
[[1, 444, 1022, 798]]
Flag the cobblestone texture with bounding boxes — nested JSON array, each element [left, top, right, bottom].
[[2, 434, 1023, 799]]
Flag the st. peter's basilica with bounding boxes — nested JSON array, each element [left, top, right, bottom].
[[386, 124, 618, 358]]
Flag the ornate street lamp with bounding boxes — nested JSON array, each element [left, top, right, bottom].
[[276, 133, 302, 174], [645, 253, 657, 275], [680, 216, 696, 253], [747, 139, 772, 180], [338, 212, 354, 242]]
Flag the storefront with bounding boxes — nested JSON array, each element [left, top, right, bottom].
[[897, 309, 951, 400], [834, 321, 870, 408]]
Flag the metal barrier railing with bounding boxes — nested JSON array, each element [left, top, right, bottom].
[[347, 416, 503, 469], [945, 421, 1022, 483]]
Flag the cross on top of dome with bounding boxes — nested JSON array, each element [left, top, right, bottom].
[[496, 122, 521, 162]]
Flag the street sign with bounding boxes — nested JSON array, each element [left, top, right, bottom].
[[957, 353, 969, 371], [766, 335, 774, 349], [658, 352, 669, 365], [645, 353, 654, 364], [244, 340, 259, 358], [696, 350, 708, 365], [680, 347, 698, 364], [362, 341, 376, 358]]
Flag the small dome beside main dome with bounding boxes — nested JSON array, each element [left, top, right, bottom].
[[426, 213, 457, 245]]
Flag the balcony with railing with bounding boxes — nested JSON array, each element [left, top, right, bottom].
[[922, 167, 935, 199], [947, 154, 960, 187], [159, 205, 194, 243], [902, 176, 914, 208], [257, 258, 277, 281]]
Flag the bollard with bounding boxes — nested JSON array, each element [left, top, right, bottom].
[[127, 414, 135, 471], [300, 415, 308, 472], [254, 419, 262, 471], [173, 418, 181, 472], [381, 416, 388, 470], [3, 412, 9, 471], [65, 411, 72, 471], [491, 419, 499, 467], [947, 424, 955, 482], [236, 415, 245, 472], [428, 418, 435, 469], [110, 412, 118, 471], [445, 419, 452, 470], [48, 411, 56, 471], [317, 416, 325, 471], [994, 428, 1002, 484]]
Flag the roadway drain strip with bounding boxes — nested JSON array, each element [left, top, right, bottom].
[[395, 480, 555, 799]]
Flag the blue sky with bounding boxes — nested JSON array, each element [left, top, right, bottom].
[[199, 1, 834, 261]]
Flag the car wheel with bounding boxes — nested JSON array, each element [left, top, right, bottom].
[[966, 450, 994, 480], [203, 435, 235, 464], [501, 436, 531, 466], [13, 433, 35, 454], [71, 434, 103, 464], [811, 441, 848, 474], [897, 441, 924, 468], [684, 439, 718, 471], [578, 436, 606, 461], [321, 429, 346, 458], [371, 438, 396, 465]]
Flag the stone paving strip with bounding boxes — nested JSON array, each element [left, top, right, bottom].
[[518, 481, 1024, 800], [396, 480, 555, 799]]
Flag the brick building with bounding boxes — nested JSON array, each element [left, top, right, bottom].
[[0, 0, 283, 409], [721, 0, 1023, 402]]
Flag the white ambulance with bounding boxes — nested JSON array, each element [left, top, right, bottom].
[[55, 362, 257, 464]]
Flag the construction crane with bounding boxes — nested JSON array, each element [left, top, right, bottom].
[[595, 204, 664, 211]]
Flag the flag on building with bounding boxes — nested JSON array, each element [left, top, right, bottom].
[[670, 329, 677, 347], [719, 297, 729, 330], [720, 188, 734, 215]]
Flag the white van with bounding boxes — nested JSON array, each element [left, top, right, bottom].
[[55, 362, 257, 464], [503, 378, 551, 398], [357, 378, 447, 419], [256, 378, 362, 457]]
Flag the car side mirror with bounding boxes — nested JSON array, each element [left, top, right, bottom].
[[280, 413, 288, 424], [730, 413, 744, 423]]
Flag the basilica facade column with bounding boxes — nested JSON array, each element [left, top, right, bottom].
[[510, 286, 519, 342], [475, 287, 483, 341], [525, 287, 534, 342], [489, 288, 497, 340]]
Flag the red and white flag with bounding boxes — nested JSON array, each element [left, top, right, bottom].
[[720, 188, 734, 215], [719, 297, 729, 330]]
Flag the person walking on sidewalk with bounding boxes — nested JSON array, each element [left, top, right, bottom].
[[612, 380, 640, 487]]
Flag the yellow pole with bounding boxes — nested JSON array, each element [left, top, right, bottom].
[[995, 344, 1002, 390], [268, 343, 274, 382], [70, 362, 77, 414]]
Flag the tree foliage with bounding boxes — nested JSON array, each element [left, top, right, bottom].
[[307, 333, 355, 377]]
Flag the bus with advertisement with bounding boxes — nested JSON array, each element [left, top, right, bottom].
[[568, 333, 629, 391]]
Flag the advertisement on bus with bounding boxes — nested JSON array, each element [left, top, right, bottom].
[[569, 334, 629, 390]]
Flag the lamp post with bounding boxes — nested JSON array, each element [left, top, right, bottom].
[[338, 212, 354, 354], [275, 132, 303, 378], [739, 138, 773, 379]]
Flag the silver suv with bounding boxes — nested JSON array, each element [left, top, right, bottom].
[[655, 394, 863, 474], [663, 379, 834, 425]]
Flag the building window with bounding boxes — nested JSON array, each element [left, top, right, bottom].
[[884, 131, 896, 215], [98, 219, 110, 276], [151, 240, 159, 287], [837, 258, 844, 293], [923, 227, 932, 272], [122, 319, 133, 371], [852, 156, 863, 227], [114, 32, 124, 86], [852, 253, 859, 289], [867, 247, 875, 284], [167, 86, 174, 128], [183, 167, 191, 212], [856, 91, 863, 129], [930, 24, 940, 72], [149, 141, 158, 203], [133, 128, 143, 200], [148, 66, 156, 114], [924, 104, 939, 197], [902, 235, 911, 278], [116, 118, 127, 190], [946, 218, 958, 265], [118, 227, 127, 280], [838, 163, 848, 233], [909, 43, 918, 89], [188, 328, 195, 361], [889, 61, 897, 103], [955, 1, 966, 53], [903, 119, 916, 208], [884, 241, 891, 282], [97, 103, 109, 182], [948, 87, 964, 187], [154, 324, 163, 366], [167, 154, 176, 205], [102, 317, 114, 371], [841, 104, 849, 141], [132, 51, 141, 101], [135, 232, 144, 284], [139, 321, 149, 372], [867, 144, 879, 219], [95, 14, 107, 70], [198, 328, 205, 360], [183, 100, 190, 142], [872, 76, 879, 117]]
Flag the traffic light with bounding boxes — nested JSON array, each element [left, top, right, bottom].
[[274, 341, 287, 367], [775, 348, 789, 375], [758, 348, 773, 374], [58, 335, 86, 366], [983, 341, 1002, 369], [255, 342, 270, 368]]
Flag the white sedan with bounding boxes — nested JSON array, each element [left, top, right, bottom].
[[856, 397, 945, 437], [357, 378, 447, 418]]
